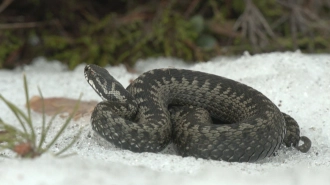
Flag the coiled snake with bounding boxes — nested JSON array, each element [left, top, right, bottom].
[[84, 64, 311, 162]]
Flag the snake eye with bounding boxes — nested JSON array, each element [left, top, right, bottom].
[[84, 65, 90, 73]]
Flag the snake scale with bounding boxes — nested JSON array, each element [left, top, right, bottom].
[[84, 64, 311, 162]]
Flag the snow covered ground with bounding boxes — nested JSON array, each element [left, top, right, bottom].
[[0, 51, 329, 185]]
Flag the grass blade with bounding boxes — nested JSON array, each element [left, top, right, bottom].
[[37, 109, 62, 151], [23, 73, 36, 144], [43, 94, 82, 153], [0, 121, 25, 137], [54, 129, 82, 156], [1, 74, 82, 158], [0, 121, 27, 141], [36, 86, 46, 150], [0, 95, 28, 135]]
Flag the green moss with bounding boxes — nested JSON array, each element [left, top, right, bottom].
[[43, 35, 70, 50], [255, 0, 282, 18], [0, 31, 24, 67], [0, 1, 329, 69]]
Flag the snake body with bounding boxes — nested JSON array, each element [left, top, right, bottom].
[[84, 64, 311, 162]]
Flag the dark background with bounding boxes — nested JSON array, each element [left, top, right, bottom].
[[0, 0, 329, 69]]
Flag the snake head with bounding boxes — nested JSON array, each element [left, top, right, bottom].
[[84, 64, 132, 103]]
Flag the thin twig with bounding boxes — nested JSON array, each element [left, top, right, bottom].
[[0, 0, 13, 14], [233, 0, 275, 49], [184, 0, 201, 18], [0, 21, 48, 30], [276, 0, 330, 50]]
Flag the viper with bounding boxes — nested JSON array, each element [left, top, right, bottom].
[[84, 64, 311, 162]]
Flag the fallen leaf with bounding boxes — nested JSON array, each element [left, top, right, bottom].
[[29, 96, 98, 120]]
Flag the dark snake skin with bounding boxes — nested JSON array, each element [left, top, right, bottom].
[[84, 64, 311, 162]]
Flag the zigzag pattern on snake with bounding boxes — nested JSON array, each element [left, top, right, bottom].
[[84, 64, 311, 162]]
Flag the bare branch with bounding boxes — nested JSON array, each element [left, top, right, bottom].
[[233, 0, 275, 50], [0, 0, 13, 14], [0, 21, 50, 30]]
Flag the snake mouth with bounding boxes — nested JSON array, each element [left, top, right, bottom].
[[84, 65, 105, 100], [84, 65, 90, 73], [84, 66, 94, 88], [84, 65, 97, 80], [84, 65, 93, 82]]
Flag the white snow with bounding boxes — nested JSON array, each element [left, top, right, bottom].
[[0, 51, 329, 185]]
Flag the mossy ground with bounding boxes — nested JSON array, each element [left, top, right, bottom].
[[0, 0, 329, 69]]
